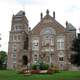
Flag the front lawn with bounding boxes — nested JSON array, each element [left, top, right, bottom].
[[0, 70, 80, 80]]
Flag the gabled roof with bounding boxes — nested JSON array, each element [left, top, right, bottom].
[[31, 10, 65, 35], [13, 10, 28, 23]]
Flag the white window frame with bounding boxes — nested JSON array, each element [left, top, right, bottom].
[[57, 37, 65, 50]]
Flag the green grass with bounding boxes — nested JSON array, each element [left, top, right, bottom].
[[0, 70, 80, 80]]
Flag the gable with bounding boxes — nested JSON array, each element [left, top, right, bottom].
[[31, 11, 65, 35]]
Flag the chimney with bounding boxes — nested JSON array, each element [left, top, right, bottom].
[[40, 12, 43, 20], [53, 11, 55, 19], [46, 9, 49, 15]]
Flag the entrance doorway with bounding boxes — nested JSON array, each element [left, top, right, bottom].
[[22, 55, 28, 65]]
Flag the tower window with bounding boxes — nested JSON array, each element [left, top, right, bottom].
[[18, 35, 21, 40], [24, 37, 28, 50], [14, 35, 17, 40]]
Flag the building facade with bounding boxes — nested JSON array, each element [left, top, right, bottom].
[[7, 10, 76, 70]]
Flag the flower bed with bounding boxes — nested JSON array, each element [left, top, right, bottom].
[[31, 70, 40, 74]]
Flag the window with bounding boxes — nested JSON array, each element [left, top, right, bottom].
[[16, 26, 22, 31], [10, 35, 13, 41], [34, 55, 38, 61], [57, 37, 65, 50], [24, 37, 28, 50], [40, 27, 56, 35], [12, 44, 17, 51], [14, 35, 16, 40], [45, 39, 49, 46], [50, 38, 54, 46], [12, 53, 16, 57], [18, 35, 21, 40], [42, 36, 54, 46], [13, 24, 22, 31], [13, 57, 16, 63], [32, 40, 39, 50], [58, 51, 64, 62], [59, 57, 64, 61]]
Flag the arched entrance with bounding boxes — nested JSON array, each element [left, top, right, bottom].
[[22, 55, 28, 65]]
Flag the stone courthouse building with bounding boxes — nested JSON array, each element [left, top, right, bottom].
[[7, 10, 76, 70]]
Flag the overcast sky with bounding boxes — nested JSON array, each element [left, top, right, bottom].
[[0, 0, 80, 52]]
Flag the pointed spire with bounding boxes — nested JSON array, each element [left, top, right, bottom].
[[46, 9, 49, 15]]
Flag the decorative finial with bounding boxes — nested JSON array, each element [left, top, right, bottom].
[[46, 9, 49, 15], [29, 27, 31, 31], [53, 11, 55, 19], [66, 21, 68, 26], [23, 11, 25, 15], [40, 12, 43, 20]]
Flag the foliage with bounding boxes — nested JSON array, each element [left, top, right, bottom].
[[47, 66, 59, 74], [70, 36, 80, 66], [39, 63, 49, 70], [52, 66, 59, 73], [31, 64, 37, 70], [31, 64, 49, 70], [0, 51, 7, 69], [47, 68, 53, 74]]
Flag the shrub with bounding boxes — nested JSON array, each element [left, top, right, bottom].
[[39, 64, 49, 70], [18, 69, 28, 74], [47, 66, 59, 74], [47, 68, 53, 74], [52, 66, 59, 73], [31, 64, 37, 70], [31, 64, 49, 70]]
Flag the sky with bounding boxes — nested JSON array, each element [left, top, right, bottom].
[[0, 0, 80, 52]]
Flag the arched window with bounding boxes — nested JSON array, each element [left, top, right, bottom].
[[40, 27, 56, 35], [40, 27, 56, 46]]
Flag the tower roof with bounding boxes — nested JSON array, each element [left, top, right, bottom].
[[15, 10, 25, 16], [66, 23, 76, 31]]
